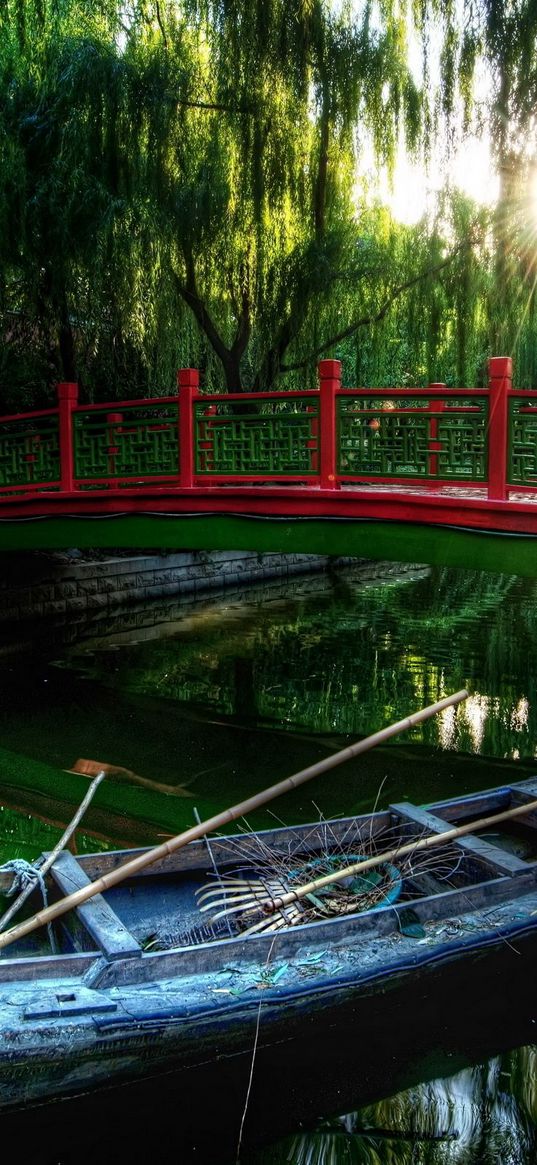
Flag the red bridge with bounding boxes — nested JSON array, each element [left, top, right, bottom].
[[2, 356, 537, 575]]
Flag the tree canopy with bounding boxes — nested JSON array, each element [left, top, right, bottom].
[[2, 1, 537, 404]]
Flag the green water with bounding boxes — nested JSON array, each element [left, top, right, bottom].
[[2, 561, 536, 848], [2, 558, 537, 1161]]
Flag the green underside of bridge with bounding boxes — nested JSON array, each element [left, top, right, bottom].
[[1, 513, 537, 576]]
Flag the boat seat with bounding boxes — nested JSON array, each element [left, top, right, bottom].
[[389, 802, 532, 878], [48, 851, 141, 960]]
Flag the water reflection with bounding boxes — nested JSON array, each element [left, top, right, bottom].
[[73, 565, 537, 760], [3, 561, 537, 849], [249, 1048, 537, 1164], [0, 561, 537, 1160]]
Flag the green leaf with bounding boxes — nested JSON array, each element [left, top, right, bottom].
[[397, 908, 426, 939]]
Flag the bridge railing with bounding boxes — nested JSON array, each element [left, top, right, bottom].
[[0, 407, 62, 493], [71, 397, 182, 489], [1, 354, 536, 500]]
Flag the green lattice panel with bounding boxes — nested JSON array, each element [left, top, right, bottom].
[[508, 399, 537, 485], [338, 396, 487, 481], [437, 407, 487, 479], [74, 405, 179, 481], [0, 418, 60, 488], [194, 402, 319, 475]]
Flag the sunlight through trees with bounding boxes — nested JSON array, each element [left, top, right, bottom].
[[2, 2, 537, 403]]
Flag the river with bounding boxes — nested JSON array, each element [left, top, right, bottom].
[[1, 558, 537, 1162]]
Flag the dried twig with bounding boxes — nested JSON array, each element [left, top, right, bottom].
[[0, 771, 106, 934]]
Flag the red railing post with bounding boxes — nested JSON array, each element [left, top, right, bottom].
[[177, 367, 199, 488], [488, 356, 512, 500], [319, 359, 341, 490], [57, 381, 78, 492], [428, 385, 446, 485]]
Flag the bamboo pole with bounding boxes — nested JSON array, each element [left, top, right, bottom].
[[247, 796, 537, 920], [0, 689, 468, 952]]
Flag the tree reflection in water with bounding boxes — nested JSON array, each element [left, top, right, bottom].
[[249, 1047, 537, 1164], [80, 565, 537, 761]]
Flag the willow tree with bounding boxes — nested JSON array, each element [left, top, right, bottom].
[[111, 0, 430, 393], [0, 0, 433, 400], [4, 0, 529, 403]]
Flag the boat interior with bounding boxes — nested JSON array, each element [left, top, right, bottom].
[[1, 778, 537, 988]]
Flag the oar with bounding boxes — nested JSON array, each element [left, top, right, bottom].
[[67, 758, 194, 798], [0, 688, 468, 952], [238, 795, 537, 935]]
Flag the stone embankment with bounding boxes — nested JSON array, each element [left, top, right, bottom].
[[0, 550, 353, 623]]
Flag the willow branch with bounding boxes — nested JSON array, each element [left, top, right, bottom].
[[155, 1, 168, 48], [280, 243, 477, 373], [146, 86, 255, 115]]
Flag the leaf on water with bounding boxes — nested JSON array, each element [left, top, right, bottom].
[[397, 908, 426, 939], [271, 963, 289, 982]]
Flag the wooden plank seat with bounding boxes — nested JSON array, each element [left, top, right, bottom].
[[49, 851, 141, 960], [390, 800, 533, 878]]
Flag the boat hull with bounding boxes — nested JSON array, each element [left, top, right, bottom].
[[1, 777, 537, 1111], [1, 888, 537, 1111]]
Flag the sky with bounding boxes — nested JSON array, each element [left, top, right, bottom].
[[383, 133, 499, 225], [372, 5, 500, 225]]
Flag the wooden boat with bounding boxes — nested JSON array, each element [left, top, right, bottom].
[[1, 776, 537, 1112]]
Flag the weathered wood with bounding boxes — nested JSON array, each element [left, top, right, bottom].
[[3, 770, 537, 1118], [512, 779, 537, 797], [429, 789, 511, 822], [23, 985, 118, 1021], [0, 951, 96, 984], [508, 783, 537, 827], [88, 869, 537, 990], [49, 852, 141, 960], [75, 813, 394, 880], [390, 802, 531, 877]]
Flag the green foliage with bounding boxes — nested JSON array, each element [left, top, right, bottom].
[[0, 0, 445, 402], [2, 1, 537, 403]]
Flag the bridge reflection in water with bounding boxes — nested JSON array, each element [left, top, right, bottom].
[[3, 358, 537, 574]]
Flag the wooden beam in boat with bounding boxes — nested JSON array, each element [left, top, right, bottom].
[[390, 802, 532, 877], [432, 779, 537, 825], [508, 783, 537, 826], [48, 852, 141, 960], [427, 789, 511, 822], [75, 813, 395, 881], [0, 951, 97, 984]]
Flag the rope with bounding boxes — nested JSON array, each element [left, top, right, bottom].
[[0, 857, 44, 897], [0, 859, 57, 952]]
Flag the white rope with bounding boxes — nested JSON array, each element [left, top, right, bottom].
[[0, 857, 45, 898], [0, 859, 57, 951]]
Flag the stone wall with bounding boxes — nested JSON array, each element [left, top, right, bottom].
[[0, 550, 350, 623]]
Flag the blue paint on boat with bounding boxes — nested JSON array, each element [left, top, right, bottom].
[[0, 778, 536, 1111]]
